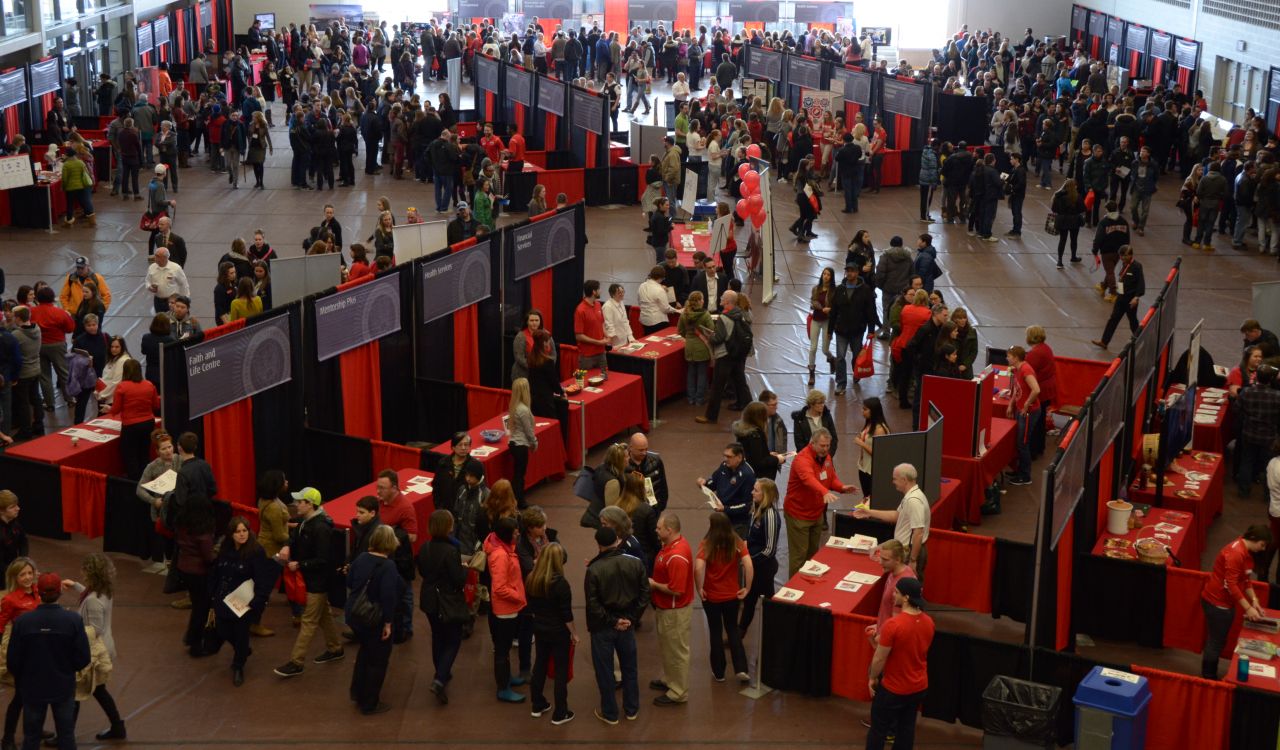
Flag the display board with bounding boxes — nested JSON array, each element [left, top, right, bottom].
[[869, 431, 926, 511], [1090, 363, 1126, 468], [1187, 319, 1203, 393], [154, 16, 170, 48], [922, 412, 943, 506], [255, 12, 276, 29], [199, 1, 212, 27], [0, 68, 26, 110], [537, 75, 565, 116], [571, 88, 603, 134], [1175, 38, 1198, 70], [0, 154, 34, 189], [392, 220, 449, 261], [1049, 419, 1087, 549], [314, 273, 401, 361], [787, 56, 822, 91], [458, 0, 507, 18], [881, 78, 924, 119], [729, 0, 778, 22], [271, 253, 343, 307], [505, 65, 532, 106], [27, 59, 59, 98], [420, 242, 492, 324], [1131, 316, 1159, 400], [746, 46, 782, 82], [1106, 17, 1126, 53], [1158, 270, 1179, 350], [832, 66, 872, 106], [625, 0, 674, 20], [793, 1, 851, 23], [1088, 11, 1107, 41], [186, 313, 293, 419], [136, 24, 153, 57], [1148, 31, 1172, 60], [1125, 24, 1148, 55], [511, 210, 575, 280], [1071, 5, 1088, 32], [475, 55, 500, 94]]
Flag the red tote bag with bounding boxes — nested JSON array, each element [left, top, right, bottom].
[[546, 642, 575, 681], [853, 336, 875, 380]]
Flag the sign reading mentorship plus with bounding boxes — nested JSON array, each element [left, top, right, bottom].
[[314, 273, 402, 361], [421, 242, 492, 324], [186, 314, 292, 419], [512, 211, 575, 280]]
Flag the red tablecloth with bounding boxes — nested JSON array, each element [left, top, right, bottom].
[[671, 225, 718, 269], [1128, 451, 1224, 555], [942, 417, 1017, 525], [1191, 390, 1230, 453], [328, 468, 434, 554], [776, 545, 884, 615], [429, 413, 565, 491], [6, 423, 126, 475], [608, 326, 688, 414], [1091, 507, 1200, 570], [880, 148, 902, 187], [562, 370, 651, 469], [1226, 606, 1280, 693]]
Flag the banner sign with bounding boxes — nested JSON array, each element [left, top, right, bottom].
[[801, 89, 840, 123], [421, 242, 492, 324], [746, 46, 782, 82], [0, 69, 27, 110], [187, 314, 293, 419], [881, 78, 924, 119], [1088, 11, 1107, 40], [27, 59, 59, 97], [787, 56, 822, 91], [793, 1, 851, 23], [136, 23, 153, 56], [512, 211, 575, 280], [154, 16, 170, 47], [1071, 5, 1088, 32], [729, 0, 778, 22], [832, 66, 872, 105], [475, 55, 499, 93], [1148, 31, 1172, 60], [538, 75, 565, 115], [314, 273, 402, 361], [1175, 38, 1198, 70], [571, 88, 603, 134], [506, 65, 532, 105]]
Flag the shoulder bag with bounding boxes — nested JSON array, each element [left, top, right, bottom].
[[346, 558, 387, 630]]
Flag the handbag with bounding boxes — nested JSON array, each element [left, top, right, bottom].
[[1044, 212, 1059, 236], [546, 641, 575, 681], [466, 548, 487, 572], [281, 567, 308, 605], [139, 210, 167, 232], [346, 559, 387, 630], [433, 583, 471, 625], [853, 336, 875, 380]]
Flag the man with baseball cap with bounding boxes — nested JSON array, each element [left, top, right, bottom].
[[865, 577, 934, 750], [446, 201, 477, 245], [58, 257, 112, 321], [275, 487, 344, 678], [7, 573, 90, 750]]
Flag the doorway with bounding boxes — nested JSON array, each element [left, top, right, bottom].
[[1213, 56, 1266, 125]]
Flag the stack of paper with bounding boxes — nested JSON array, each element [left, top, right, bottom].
[[1248, 663, 1277, 679], [834, 580, 863, 593], [798, 560, 830, 577], [470, 446, 499, 458], [826, 536, 856, 550], [86, 418, 122, 431], [60, 428, 116, 443], [849, 534, 878, 554], [843, 570, 880, 585], [773, 587, 803, 602], [141, 469, 178, 495]]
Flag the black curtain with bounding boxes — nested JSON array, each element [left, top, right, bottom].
[[549, 204, 588, 346], [414, 254, 457, 383], [992, 538, 1035, 623], [609, 165, 639, 206], [0, 456, 65, 539], [1072, 555, 1165, 648], [303, 428, 372, 503], [583, 168, 610, 206], [379, 267, 418, 444], [303, 294, 344, 433], [476, 236, 506, 388], [921, 630, 965, 723], [504, 170, 536, 212], [1230, 686, 1280, 750], [159, 336, 193, 436], [760, 599, 832, 696], [956, 636, 1028, 729], [252, 304, 306, 481], [102, 475, 152, 559], [414, 379, 469, 444], [934, 93, 991, 147]]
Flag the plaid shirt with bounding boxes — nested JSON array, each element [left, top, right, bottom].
[[1237, 384, 1280, 446]]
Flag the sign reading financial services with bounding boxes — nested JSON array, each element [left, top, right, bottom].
[[314, 273, 402, 361], [512, 211, 575, 280], [186, 314, 292, 418]]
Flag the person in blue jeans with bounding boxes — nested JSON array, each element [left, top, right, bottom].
[[1005, 345, 1040, 487], [828, 263, 878, 396], [585, 526, 649, 725]]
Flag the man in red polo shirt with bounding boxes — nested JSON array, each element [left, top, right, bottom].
[[866, 577, 934, 750], [30, 286, 74, 412], [1201, 525, 1271, 679], [574, 280, 609, 375], [479, 122, 505, 165], [783, 428, 855, 576], [375, 469, 418, 642], [649, 512, 693, 707], [505, 124, 526, 173]]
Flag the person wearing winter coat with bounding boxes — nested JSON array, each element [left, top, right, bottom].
[[346, 525, 402, 714], [1081, 143, 1111, 227], [828, 264, 879, 395], [873, 236, 914, 330], [918, 141, 939, 221], [1194, 161, 1229, 249], [1129, 146, 1159, 235], [484, 517, 527, 703], [913, 235, 942, 293], [792, 390, 839, 455], [206, 517, 281, 686]]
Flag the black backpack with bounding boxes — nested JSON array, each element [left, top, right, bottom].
[[723, 314, 754, 359]]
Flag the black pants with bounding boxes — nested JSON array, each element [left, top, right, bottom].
[[488, 614, 520, 690], [703, 598, 747, 678], [919, 184, 934, 218], [866, 686, 927, 750], [1109, 175, 1130, 210], [339, 151, 355, 185], [509, 444, 529, 507], [182, 571, 211, 654], [351, 629, 393, 711], [642, 322, 667, 335], [859, 470, 873, 499], [74, 684, 121, 726], [1201, 599, 1234, 679], [120, 420, 154, 481], [530, 626, 571, 718], [738, 555, 777, 634], [704, 356, 748, 422], [315, 155, 335, 189], [425, 611, 463, 684], [3, 691, 19, 741], [13, 377, 41, 435], [206, 614, 252, 668], [1099, 295, 1139, 346], [21, 698, 74, 750], [1055, 225, 1080, 263]]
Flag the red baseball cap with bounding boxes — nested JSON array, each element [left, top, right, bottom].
[[37, 573, 62, 595]]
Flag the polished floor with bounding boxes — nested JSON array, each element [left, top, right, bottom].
[[3, 75, 1276, 747]]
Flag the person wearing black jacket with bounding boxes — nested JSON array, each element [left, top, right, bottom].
[[289, 116, 313, 189], [647, 199, 673, 264], [221, 111, 247, 189], [828, 263, 879, 395], [417, 510, 468, 705], [972, 153, 1003, 241], [432, 433, 484, 516], [347, 525, 402, 715], [310, 117, 337, 190], [429, 131, 461, 213], [1005, 153, 1028, 237], [359, 107, 383, 176], [626, 433, 670, 514], [835, 134, 864, 213], [1108, 136, 1135, 211], [446, 202, 477, 245], [337, 114, 358, 187], [206, 516, 281, 686], [585, 526, 649, 725], [526, 541, 575, 724], [908, 304, 950, 423], [792, 391, 839, 455], [733, 403, 781, 481], [940, 144, 973, 223], [1091, 201, 1131, 298], [274, 488, 343, 677], [1092, 245, 1145, 349]]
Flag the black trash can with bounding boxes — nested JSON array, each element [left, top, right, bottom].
[[981, 675, 1062, 749]]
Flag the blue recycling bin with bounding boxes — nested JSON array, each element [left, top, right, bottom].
[[1073, 666, 1151, 750]]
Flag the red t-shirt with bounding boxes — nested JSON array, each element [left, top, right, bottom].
[[379, 492, 419, 537], [697, 539, 747, 603], [507, 133, 526, 162], [652, 536, 694, 609], [31, 302, 74, 344], [574, 299, 606, 357], [879, 610, 934, 695], [480, 134, 505, 164], [877, 566, 917, 632], [1025, 343, 1057, 406], [1202, 538, 1255, 609], [1011, 361, 1037, 412]]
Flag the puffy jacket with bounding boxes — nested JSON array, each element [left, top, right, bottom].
[[914, 245, 942, 292], [917, 147, 939, 185], [60, 157, 92, 192], [65, 349, 97, 399], [873, 246, 914, 295], [1082, 156, 1110, 192], [484, 532, 527, 616], [584, 546, 649, 632], [791, 405, 838, 455], [1197, 171, 1228, 205], [59, 272, 112, 313]]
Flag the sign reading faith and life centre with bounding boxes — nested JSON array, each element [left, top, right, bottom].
[[512, 211, 575, 280], [314, 273, 402, 361], [186, 313, 293, 419], [421, 242, 492, 324], [538, 75, 565, 116]]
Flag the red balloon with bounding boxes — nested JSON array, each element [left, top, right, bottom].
[[747, 193, 764, 213], [739, 180, 756, 197], [735, 199, 750, 219], [737, 162, 752, 180], [743, 170, 761, 189], [745, 143, 762, 159], [751, 210, 767, 229]]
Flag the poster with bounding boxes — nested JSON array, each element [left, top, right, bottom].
[[0, 68, 27, 110], [186, 314, 293, 419], [314, 273, 402, 361], [801, 89, 839, 123], [787, 56, 823, 91], [420, 242, 492, 324], [538, 75, 565, 116], [512, 211, 576, 280]]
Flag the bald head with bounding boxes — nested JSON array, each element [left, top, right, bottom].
[[721, 290, 738, 310], [627, 432, 649, 463]]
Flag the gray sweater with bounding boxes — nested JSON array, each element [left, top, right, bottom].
[[72, 583, 115, 661], [137, 455, 183, 520], [13, 323, 41, 379], [507, 403, 538, 449]]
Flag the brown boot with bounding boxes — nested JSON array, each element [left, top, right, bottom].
[[249, 623, 275, 637], [83, 213, 96, 227], [61, 217, 74, 228]]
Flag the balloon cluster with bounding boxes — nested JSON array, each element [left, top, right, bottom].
[[733, 144, 768, 229]]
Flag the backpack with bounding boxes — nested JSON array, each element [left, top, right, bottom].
[[723, 314, 754, 358]]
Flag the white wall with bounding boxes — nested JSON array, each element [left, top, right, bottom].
[[952, 0, 1067, 49]]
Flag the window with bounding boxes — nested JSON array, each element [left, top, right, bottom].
[[1, 0, 28, 35], [1202, 0, 1280, 30]]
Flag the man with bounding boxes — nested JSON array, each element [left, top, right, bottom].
[[175, 431, 217, 502], [659, 136, 682, 219], [30, 287, 74, 413], [7, 573, 91, 750], [1129, 146, 1158, 236], [783, 428, 855, 576], [506, 123, 526, 174], [865, 577, 934, 750], [1091, 200, 1131, 300], [697, 443, 756, 535], [58, 258, 111, 316], [673, 102, 689, 150], [1033, 118, 1058, 190], [1233, 160, 1258, 250], [188, 52, 210, 85], [166, 295, 203, 342], [0, 322, 19, 437], [479, 122, 505, 165], [275, 487, 344, 677], [999, 345, 1042, 486], [374, 469, 418, 641], [835, 133, 865, 214], [1200, 526, 1271, 679], [602, 284, 634, 348], [697, 290, 750, 424], [973, 153, 1002, 241], [828, 263, 878, 395], [760, 389, 789, 456], [10, 307, 44, 438], [221, 110, 247, 188], [146, 248, 190, 313], [585, 526, 649, 725], [690, 256, 729, 314], [1234, 365, 1280, 498], [1241, 319, 1280, 352], [95, 73, 117, 117], [853, 464, 931, 582], [1005, 152, 1027, 238], [574, 280, 609, 374], [1090, 245, 1145, 350], [148, 216, 188, 267], [1193, 160, 1228, 249], [446, 201, 477, 245], [638, 265, 679, 335], [873, 237, 913, 338], [865, 540, 916, 645], [626, 433, 669, 514], [906, 303, 949, 418], [1081, 143, 1110, 228], [649, 513, 693, 708], [359, 104, 384, 176], [714, 53, 736, 94]]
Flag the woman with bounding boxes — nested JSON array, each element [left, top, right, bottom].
[[641, 155, 664, 217], [1050, 178, 1085, 266], [135, 431, 179, 569], [256, 470, 292, 563], [108, 359, 159, 480], [893, 290, 932, 407], [473, 178, 496, 231], [846, 229, 875, 273], [738, 479, 780, 637], [733, 401, 782, 481], [252, 261, 273, 310], [507, 379, 538, 509], [174, 493, 216, 657], [695, 512, 752, 683], [791, 389, 838, 454], [615, 473, 659, 566], [1025, 325, 1059, 460], [647, 197, 674, 264], [526, 330, 566, 428], [678, 291, 713, 406], [477, 480, 518, 546], [774, 110, 794, 179], [586, 443, 629, 528], [228, 277, 262, 322], [370, 210, 396, 262], [951, 308, 978, 375], [527, 184, 548, 215], [808, 268, 837, 384], [213, 262, 237, 325], [417, 510, 468, 705], [73, 282, 107, 335], [1180, 165, 1203, 246], [790, 155, 820, 242], [854, 397, 891, 498], [526, 542, 575, 725], [706, 130, 725, 187], [485, 516, 527, 703], [98, 336, 132, 411], [0, 556, 38, 748], [934, 343, 966, 378], [346, 524, 401, 713], [243, 111, 272, 190], [348, 244, 374, 282], [1229, 346, 1265, 400], [438, 93, 457, 128], [511, 310, 550, 382], [432, 432, 483, 517], [205, 517, 279, 685], [62, 553, 126, 739], [0, 492, 28, 571], [336, 112, 358, 187]]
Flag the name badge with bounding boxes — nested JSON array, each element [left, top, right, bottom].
[[819, 471, 828, 481], [1115, 281, 1124, 295]]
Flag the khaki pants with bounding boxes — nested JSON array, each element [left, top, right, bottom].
[[289, 592, 341, 666], [786, 515, 824, 578], [654, 605, 692, 702]]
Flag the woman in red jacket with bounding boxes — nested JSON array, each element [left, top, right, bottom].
[[892, 291, 932, 408], [108, 359, 160, 480], [1, 556, 40, 749], [484, 516, 527, 704]]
